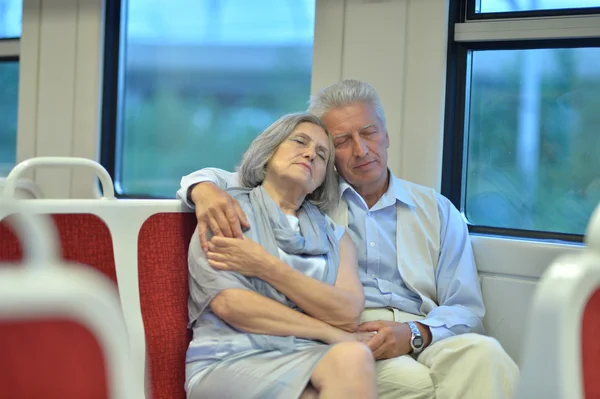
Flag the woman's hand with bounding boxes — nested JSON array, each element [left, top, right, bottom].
[[324, 327, 377, 345], [206, 235, 274, 278]]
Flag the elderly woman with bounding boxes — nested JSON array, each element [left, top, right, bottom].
[[185, 112, 376, 399]]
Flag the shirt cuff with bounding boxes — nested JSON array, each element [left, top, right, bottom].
[[178, 176, 218, 208], [418, 322, 454, 346]]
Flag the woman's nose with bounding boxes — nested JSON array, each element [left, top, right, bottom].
[[304, 146, 316, 160]]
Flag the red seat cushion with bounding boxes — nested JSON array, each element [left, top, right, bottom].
[[582, 288, 600, 399], [0, 214, 117, 285], [138, 213, 196, 399], [0, 318, 109, 399]]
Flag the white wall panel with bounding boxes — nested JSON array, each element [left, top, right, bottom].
[[472, 235, 583, 278], [480, 275, 537, 365], [34, 0, 79, 198], [311, 0, 345, 94], [71, 0, 105, 198], [401, 0, 449, 191], [18, 0, 104, 199], [341, 0, 408, 177]]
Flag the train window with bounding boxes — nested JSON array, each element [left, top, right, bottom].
[[444, 1, 600, 240], [476, 0, 600, 13], [0, 61, 19, 176], [102, 0, 316, 197], [0, 0, 21, 176], [0, 0, 22, 39], [464, 48, 600, 235]]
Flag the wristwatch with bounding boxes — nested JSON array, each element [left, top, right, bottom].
[[407, 321, 425, 354]]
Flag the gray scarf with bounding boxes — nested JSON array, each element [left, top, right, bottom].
[[227, 184, 340, 290]]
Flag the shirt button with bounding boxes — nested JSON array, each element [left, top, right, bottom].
[[370, 242, 375, 247], [367, 211, 371, 216]]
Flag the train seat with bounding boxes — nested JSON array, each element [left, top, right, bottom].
[[0, 177, 43, 199], [0, 198, 196, 399], [1, 158, 197, 399], [517, 203, 600, 399], [0, 201, 142, 399]]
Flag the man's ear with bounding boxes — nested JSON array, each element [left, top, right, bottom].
[[385, 131, 390, 148]]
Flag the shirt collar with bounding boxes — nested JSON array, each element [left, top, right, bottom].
[[338, 169, 416, 208]]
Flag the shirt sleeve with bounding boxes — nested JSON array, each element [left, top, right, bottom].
[[187, 228, 255, 326], [418, 194, 486, 345], [176, 168, 241, 208]]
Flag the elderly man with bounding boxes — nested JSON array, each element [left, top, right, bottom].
[[177, 79, 519, 399]]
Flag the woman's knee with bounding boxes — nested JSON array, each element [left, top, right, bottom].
[[326, 341, 375, 372]]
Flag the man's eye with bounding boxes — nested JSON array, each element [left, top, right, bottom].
[[334, 138, 349, 147]]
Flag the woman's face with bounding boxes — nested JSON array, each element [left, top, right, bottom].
[[265, 122, 331, 195]]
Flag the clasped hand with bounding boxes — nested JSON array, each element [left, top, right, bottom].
[[358, 321, 413, 360], [206, 235, 272, 278]]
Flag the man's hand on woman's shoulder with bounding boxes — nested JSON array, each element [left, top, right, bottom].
[[190, 182, 250, 252]]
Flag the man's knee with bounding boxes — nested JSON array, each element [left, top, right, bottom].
[[460, 335, 516, 363], [453, 334, 520, 382], [376, 356, 435, 399]]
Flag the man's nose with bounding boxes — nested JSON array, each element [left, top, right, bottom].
[[352, 137, 368, 157]]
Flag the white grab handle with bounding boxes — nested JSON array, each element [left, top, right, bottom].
[[585, 201, 600, 253], [0, 199, 61, 268], [3, 157, 115, 199]]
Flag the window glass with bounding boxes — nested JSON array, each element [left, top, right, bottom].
[[0, 61, 19, 176], [117, 0, 316, 197], [464, 47, 600, 235], [0, 0, 22, 39], [477, 0, 600, 13]]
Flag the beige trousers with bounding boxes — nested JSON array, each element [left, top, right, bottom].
[[360, 308, 520, 399]]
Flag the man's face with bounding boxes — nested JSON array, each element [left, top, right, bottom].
[[321, 102, 389, 193]]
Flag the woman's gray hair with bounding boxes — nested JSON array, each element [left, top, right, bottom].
[[308, 79, 387, 128], [237, 112, 339, 213]]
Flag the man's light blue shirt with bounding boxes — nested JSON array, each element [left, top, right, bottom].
[[178, 168, 485, 345], [339, 175, 484, 344]]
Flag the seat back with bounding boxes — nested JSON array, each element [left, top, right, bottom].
[[0, 201, 141, 399], [0, 157, 118, 283], [0, 214, 118, 284], [0, 177, 43, 199], [2, 158, 198, 398], [138, 213, 197, 399], [517, 203, 600, 399]]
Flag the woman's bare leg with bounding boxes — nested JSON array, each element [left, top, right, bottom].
[[309, 342, 377, 399]]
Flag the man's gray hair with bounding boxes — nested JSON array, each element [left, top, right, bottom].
[[237, 112, 339, 214], [308, 79, 387, 128]]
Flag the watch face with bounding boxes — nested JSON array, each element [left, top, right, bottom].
[[413, 336, 424, 348]]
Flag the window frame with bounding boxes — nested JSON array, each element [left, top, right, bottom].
[[443, 1, 600, 243]]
